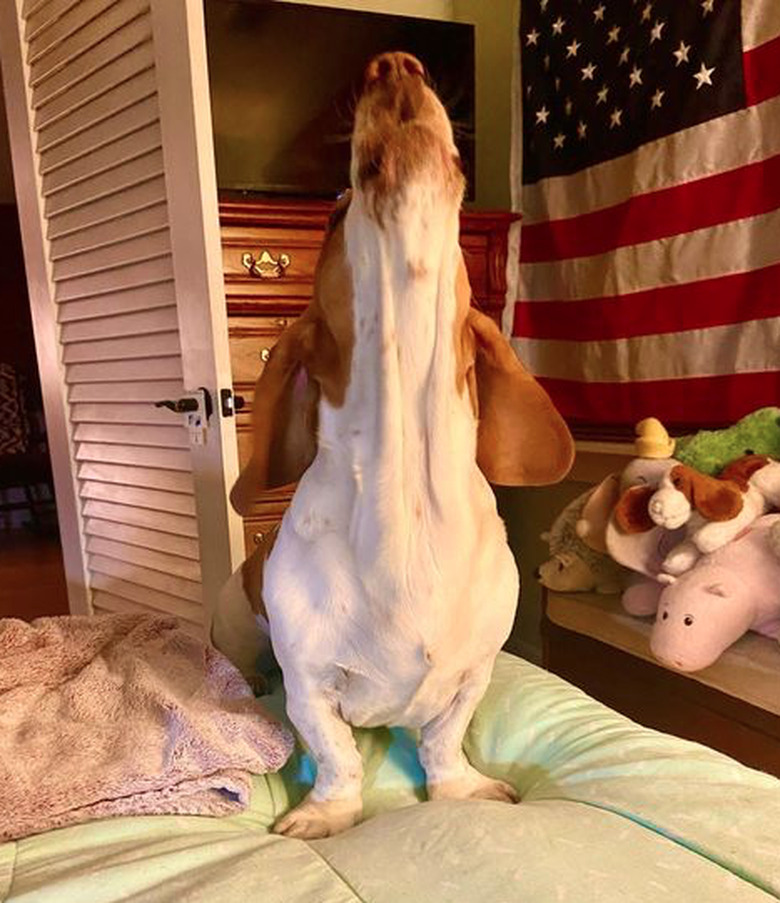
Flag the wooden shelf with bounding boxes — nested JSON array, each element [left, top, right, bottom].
[[543, 590, 780, 776]]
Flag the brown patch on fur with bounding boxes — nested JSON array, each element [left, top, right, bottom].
[[408, 260, 428, 280], [717, 454, 770, 491], [669, 465, 744, 521], [615, 485, 656, 534], [240, 524, 281, 619]]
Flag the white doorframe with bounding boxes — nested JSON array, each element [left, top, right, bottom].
[[150, 0, 244, 619], [0, 0, 90, 614]]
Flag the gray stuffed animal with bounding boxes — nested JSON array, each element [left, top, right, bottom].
[[537, 489, 626, 594]]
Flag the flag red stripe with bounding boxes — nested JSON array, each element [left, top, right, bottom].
[[512, 261, 780, 340], [538, 371, 780, 429], [520, 153, 780, 263], [744, 34, 780, 107]]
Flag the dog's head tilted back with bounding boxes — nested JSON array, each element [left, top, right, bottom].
[[351, 51, 465, 218], [237, 52, 573, 504]]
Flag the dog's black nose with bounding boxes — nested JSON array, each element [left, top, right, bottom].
[[365, 52, 425, 85], [533, 567, 541, 580]]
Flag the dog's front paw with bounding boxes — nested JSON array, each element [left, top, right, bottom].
[[428, 767, 519, 804], [273, 794, 362, 839]]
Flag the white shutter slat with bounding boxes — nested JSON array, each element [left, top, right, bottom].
[[60, 305, 177, 343], [93, 592, 203, 635], [58, 279, 174, 322], [53, 226, 169, 282], [45, 147, 164, 218], [34, 39, 155, 132], [73, 423, 187, 448], [70, 400, 178, 425], [63, 331, 180, 364], [84, 518, 200, 560], [67, 355, 182, 384], [80, 480, 195, 515], [69, 379, 183, 403], [27, 0, 122, 65], [43, 121, 162, 200], [74, 423, 188, 450], [76, 443, 191, 472], [91, 584, 202, 625], [89, 554, 201, 603], [86, 536, 201, 581], [37, 68, 157, 155], [55, 254, 173, 302], [40, 97, 158, 183], [32, 13, 152, 110], [51, 197, 166, 260], [25, 0, 82, 43], [82, 499, 198, 537], [29, 0, 148, 87], [78, 461, 194, 494]]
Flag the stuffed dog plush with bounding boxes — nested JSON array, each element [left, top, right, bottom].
[[213, 52, 573, 839], [643, 456, 776, 577]]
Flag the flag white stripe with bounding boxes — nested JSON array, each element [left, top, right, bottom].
[[742, 0, 780, 50], [521, 95, 780, 224], [512, 318, 780, 383], [519, 208, 780, 302]]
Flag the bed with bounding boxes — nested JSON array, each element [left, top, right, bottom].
[[2, 653, 778, 902]]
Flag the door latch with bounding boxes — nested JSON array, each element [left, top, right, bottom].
[[219, 388, 246, 417], [154, 388, 212, 446]]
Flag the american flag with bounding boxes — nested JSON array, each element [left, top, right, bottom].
[[508, 0, 780, 432]]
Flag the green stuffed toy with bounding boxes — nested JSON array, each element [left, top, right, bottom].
[[675, 407, 780, 475]]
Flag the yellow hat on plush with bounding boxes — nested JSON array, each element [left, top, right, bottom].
[[635, 418, 676, 459]]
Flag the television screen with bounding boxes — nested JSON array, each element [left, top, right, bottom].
[[203, 0, 476, 199]]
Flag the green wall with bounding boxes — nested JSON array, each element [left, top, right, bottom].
[[452, 0, 517, 210], [281, 0, 453, 20]]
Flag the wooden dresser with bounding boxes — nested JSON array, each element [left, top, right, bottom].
[[219, 196, 518, 554]]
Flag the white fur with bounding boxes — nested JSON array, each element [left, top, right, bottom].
[[263, 178, 518, 821]]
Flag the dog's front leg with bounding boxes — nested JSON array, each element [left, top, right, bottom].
[[419, 663, 518, 804], [274, 686, 363, 839]]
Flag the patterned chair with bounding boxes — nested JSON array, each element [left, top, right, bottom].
[[0, 362, 54, 531]]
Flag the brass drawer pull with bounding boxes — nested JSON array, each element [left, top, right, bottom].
[[252, 531, 265, 545], [241, 249, 291, 279], [260, 348, 271, 363]]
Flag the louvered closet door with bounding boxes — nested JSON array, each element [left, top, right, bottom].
[[1, 0, 242, 632]]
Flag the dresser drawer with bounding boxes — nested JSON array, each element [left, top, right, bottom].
[[242, 515, 284, 556], [229, 315, 293, 393], [221, 225, 325, 285]]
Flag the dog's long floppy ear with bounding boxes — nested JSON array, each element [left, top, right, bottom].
[[459, 262, 574, 486], [670, 465, 744, 522], [718, 454, 770, 491], [230, 195, 353, 513]]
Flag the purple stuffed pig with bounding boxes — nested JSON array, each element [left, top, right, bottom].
[[650, 515, 780, 672]]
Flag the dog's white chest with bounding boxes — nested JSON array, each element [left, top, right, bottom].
[[263, 196, 518, 732]]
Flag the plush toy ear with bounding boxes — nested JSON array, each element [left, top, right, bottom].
[[614, 485, 656, 533], [576, 473, 621, 553], [717, 454, 770, 491], [463, 299, 574, 487], [685, 470, 744, 521]]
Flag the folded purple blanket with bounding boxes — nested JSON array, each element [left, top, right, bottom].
[[0, 613, 294, 841]]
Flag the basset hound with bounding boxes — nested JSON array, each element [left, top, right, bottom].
[[212, 51, 574, 838]]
